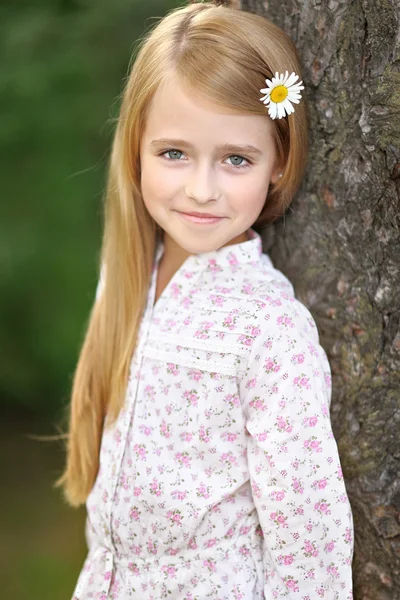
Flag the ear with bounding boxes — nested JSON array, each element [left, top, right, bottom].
[[270, 162, 284, 185], [270, 158, 284, 184]]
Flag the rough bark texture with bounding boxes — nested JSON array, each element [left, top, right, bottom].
[[239, 0, 400, 597]]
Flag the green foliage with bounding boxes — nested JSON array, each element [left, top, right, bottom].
[[1, 414, 87, 599], [1, 0, 181, 415]]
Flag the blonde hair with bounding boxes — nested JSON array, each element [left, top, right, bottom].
[[55, 0, 309, 506]]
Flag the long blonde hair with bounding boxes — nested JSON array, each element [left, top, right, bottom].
[[55, 0, 309, 507]]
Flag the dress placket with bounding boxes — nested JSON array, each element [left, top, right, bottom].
[[101, 252, 161, 590]]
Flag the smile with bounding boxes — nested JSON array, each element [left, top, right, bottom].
[[175, 211, 226, 225]]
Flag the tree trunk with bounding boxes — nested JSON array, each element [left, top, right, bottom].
[[240, 0, 400, 597]]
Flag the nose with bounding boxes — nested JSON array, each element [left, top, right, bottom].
[[184, 161, 219, 204]]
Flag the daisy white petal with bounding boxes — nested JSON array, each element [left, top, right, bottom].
[[285, 72, 299, 87], [269, 103, 278, 119], [290, 83, 304, 92], [282, 99, 295, 115], [288, 92, 302, 101], [277, 101, 286, 119]]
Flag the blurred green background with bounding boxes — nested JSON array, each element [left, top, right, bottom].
[[1, 1, 179, 598]]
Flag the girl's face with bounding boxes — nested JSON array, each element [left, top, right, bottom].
[[140, 76, 282, 259]]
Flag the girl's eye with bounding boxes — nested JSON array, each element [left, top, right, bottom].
[[159, 149, 251, 169], [226, 155, 251, 169], [162, 149, 184, 161]]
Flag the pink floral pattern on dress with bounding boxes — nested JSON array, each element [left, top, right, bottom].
[[73, 228, 354, 599]]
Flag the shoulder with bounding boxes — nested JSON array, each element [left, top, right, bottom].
[[254, 281, 321, 346], [201, 253, 321, 346], [237, 256, 320, 344], [240, 263, 332, 403]]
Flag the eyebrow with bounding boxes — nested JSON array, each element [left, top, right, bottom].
[[150, 138, 263, 156]]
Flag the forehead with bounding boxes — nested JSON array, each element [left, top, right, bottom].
[[142, 76, 274, 146]]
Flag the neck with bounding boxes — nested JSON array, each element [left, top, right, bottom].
[[159, 229, 250, 278]]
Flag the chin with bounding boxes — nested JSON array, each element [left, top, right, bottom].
[[177, 238, 221, 255], [162, 221, 230, 254]]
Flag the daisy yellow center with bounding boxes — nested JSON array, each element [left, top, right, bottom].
[[270, 85, 288, 103]]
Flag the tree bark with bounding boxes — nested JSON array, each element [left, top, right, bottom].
[[240, 0, 400, 597]]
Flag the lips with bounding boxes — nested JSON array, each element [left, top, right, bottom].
[[175, 210, 225, 225], [178, 211, 222, 218]]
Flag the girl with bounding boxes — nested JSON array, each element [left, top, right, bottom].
[[57, 1, 354, 598]]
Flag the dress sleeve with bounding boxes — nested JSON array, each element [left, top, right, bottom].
[[239, 286, 354, 599]]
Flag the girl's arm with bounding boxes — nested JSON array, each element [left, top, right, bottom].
[[239, 286, 354, 599]]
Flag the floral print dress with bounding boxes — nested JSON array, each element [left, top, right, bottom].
[[72, 228, 354, 600]]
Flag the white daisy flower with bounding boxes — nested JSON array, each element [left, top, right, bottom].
[[260, 70, 305, 119]]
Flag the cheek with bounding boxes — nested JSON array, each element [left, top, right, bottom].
[[140, 158, 165, 212], [228, 173, 270, 212], [141, 158, 178, 206]]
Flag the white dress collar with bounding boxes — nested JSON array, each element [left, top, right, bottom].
[[154, 227, 263, 271]]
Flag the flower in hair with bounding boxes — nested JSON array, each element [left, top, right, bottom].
[[260, 71, 304, 119]]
